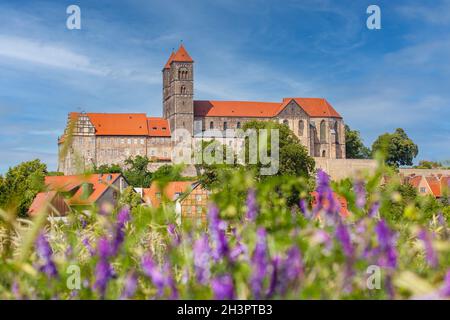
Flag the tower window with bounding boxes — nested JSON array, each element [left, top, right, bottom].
[[180, 86, 187, 94], [210, 121, 214, 129]]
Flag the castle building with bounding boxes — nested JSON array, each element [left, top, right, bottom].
[[58, 44, 346, 175]]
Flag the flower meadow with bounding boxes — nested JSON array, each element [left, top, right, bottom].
[[0, 165, 449, 300]]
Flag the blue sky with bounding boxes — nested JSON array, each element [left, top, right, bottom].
[[0, 0, 449, 172]]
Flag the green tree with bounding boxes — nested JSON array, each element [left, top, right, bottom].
[[413, 160, 442, 169], [242, 120, 315, 178], [0, 159, 47, 217], [151, 164, 192, 182], [118, 186, 143, 209], [93, 163, 123, 174], [372, 128, 418, 167], [345, 125, 371, 159], [123, 156, 152, 187]]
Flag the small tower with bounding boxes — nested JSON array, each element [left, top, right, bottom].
[[162, 44, 194, 136]]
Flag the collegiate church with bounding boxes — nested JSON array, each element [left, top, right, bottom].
[[58, 44, 346, 174]]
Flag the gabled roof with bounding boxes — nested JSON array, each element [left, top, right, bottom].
[[172, 44, 193, 63], [311, 191, 349, 217], [67, 113, 170, 138], [45, 173, 121, 205], [193, 98, 342, 118], [147, 117, 171, 137], [143, 181, 194, 207], [408, 175, 423, 188], [28, 191, 57, 216], [283, 98, 342, 118], [426, 176, 441, 197]]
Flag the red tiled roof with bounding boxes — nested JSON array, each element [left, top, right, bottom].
[[408, 175, 422, 188], [163, 51, 175, 69], [67, 113, 170, 138], [147, 117, 171, 137], [426, 176, 441, 197], [45, 173, 121, 205], [172, 44, 193, 63], [28, 191, 57, 216], [284, 98, 342, 118], [143, 181, 194, 207], [193, 98, 342, 118], [311, 191, 349, 217]]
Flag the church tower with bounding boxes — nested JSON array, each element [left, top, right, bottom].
[[162, 44, 194, 137]]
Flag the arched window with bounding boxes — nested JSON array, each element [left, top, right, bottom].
[[334, 121, 339, 143], [322, 150, 326, 157], [223, 122, 228, 130], [320, 120, 326, 142], [298, 120, 304, 136], [236, 121, 241, 129], [180, 86, 186, 94], [283, 119, 289, 126], [178, 68, 188, 80], [210, 121, 214, 129]]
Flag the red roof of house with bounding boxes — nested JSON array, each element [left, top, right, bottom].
[[311, 191, 349, 217], [28, 191, 57, 216], [143, 181, 194, 207], [44, 173, 121, 205], [147, 117, 171, 137], [172, 44, 193, 63], [426, 176, 441, 197], [408, 175, 422, 188], [193, 98, 342, 118], [66, 113, 170, 138]]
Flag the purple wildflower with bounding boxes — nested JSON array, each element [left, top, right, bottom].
[[121, 271, 137, 299], [440, 270, 450, 297], [111, 207, 130, 256], [418, 229, 438, 268], [284, 246, 303, 281], [250, 228, 268, 299], [35, 232, 58, 278], [208, 204, 229, 261], [211, 274, 235, 300], [82, 237, 95, 256], [335, 223, 354, 258], [93, 237, 113, 298], [141, 254, 165, 295], [167, 224, 181, 245], [353, 180, 366, 209], [163, 262, 179, 299], [266, 256, 280, 298], [299, 199, 311, 219], [375, 220, 397, 269], [368, 202, 380, 218], [193, 234, 211, 285], [245, 188, 258, 221]]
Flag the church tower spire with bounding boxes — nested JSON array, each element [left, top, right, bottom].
[[162, 44, 194, 136]]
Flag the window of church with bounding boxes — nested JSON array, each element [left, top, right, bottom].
[[210, 121, 214, 129], [237, 122, 241, 129], [320, 120, 326, 142], [322, 150, 326, 157], [298, 120, 304, 136], [223, 122, 228, 130]]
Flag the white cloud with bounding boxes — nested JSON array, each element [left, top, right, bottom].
[[0, 35, 104, 75]]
